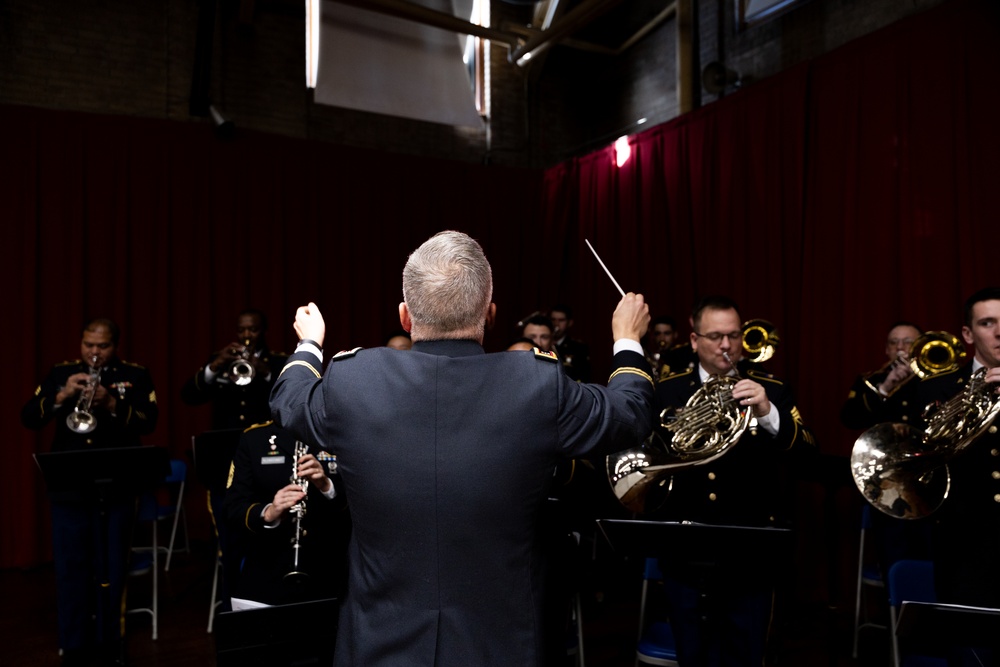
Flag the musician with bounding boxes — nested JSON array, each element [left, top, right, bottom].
[[840, 321, 923, 431], [653, 296, 812, 667], [224, 421, 349, 607], [384, 330, 412, 350], [521, 313, 555, 352], [181, 308, 287, 609], [550, 304, 591, 382], [180, 309, 286, 430], [909, 287, 1000, 665], [21, 317, 158, 667], [270, 231, 654, 667], [645, 315, 678, 381]]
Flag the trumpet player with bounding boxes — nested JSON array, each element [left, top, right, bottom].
[[653, 296, 812, 667], [224, 422, 349, 608], [840, 321, 923, 431], [907, 287, 1000, 664], [181, 309, 286, 430], [20, 317, 158, 666]]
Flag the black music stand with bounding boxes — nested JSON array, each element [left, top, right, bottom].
[[34, 446, 170, 655], [214, 597, 339, 667], [896, 601, 1000, 658], [597, 518, 793, 562], [191, 428, 243, 492]]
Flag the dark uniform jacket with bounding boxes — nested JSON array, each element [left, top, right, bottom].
[[653, 363, 813, 584], [909, 363, 1000, 607], [21, 356, 158, 452], [271, 339, 653, 667], [225, 422, 349, 606], [555, 337, 591, 382], [180, 347, 287, 430], [840, 368, 920, 431]]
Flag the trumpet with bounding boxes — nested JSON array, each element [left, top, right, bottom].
[[284, 440, 309, 584], [66, 355, 101, 434], [850, 333, 995, 519], [228, 338, 255, 386]]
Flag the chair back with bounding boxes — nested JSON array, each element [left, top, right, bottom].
[[888, 559, 935, 607]]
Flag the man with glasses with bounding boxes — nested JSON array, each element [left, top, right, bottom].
[[840, 321, 923, 431], [653, 295, 812, 667]]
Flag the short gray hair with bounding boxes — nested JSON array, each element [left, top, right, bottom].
[[402, 231, 493, 340]]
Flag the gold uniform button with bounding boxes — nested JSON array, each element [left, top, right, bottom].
[[241, 401, 247, 407], [992, 449, 999, 457], [990, 425, 998, 435], [901, 400, 909, 407], [239, 415, 245, 421], [902, 416, 909, 422], [994, 494, 1000, 503], [86, 439, 93, 445], [994, 471, 1000, 480], [707, 472, 716, 481], [708, 493, 717, 501]]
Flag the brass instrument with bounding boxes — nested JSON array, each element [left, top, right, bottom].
[[607, 352, 754, 514], [228, 338, 255, 386], [66, 355, 101, 434], [742, 319, 779, 363], [863, 331, 965, 395], [284, 440, 309, 583], [850, 334, 998, 519]]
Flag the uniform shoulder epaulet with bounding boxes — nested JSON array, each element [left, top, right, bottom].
[[56, 359, 80, 367], [331, 347, 363, 361], [243, 420, 274, 433], [121, 359, 148, 370], [533, 348, 559, 363], [747, 368, 782, 384], [659, 366, 694, 383]]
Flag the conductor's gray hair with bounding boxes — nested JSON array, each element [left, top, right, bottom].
[[403, 231, 493, 340]]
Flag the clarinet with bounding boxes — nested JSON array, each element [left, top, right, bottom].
[[285, 440, 310, 583]]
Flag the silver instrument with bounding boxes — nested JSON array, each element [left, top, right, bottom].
[[285, 440, 309, 583], [607, 352, 754, 514], [850, 332, 998, 519], [228, 338, 255, 386], [66, 355, 101, 434]]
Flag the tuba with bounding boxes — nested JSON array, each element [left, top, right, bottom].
[[228, 339, 255, 386], [608, 351, 757, 514], [850, 334, 1000, 519], [285, 441, 310, 584], [66, 355, 101, 434]]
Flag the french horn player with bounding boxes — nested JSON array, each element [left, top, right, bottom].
[[646, 295, 813, 667]]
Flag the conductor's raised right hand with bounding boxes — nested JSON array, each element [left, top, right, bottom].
[[294, 302, 326, 349], [612, 292, 650, 343]]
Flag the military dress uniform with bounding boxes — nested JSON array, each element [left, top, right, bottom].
[[224, 422, 349, 606], [21, 356, 158, 662], [271, 339, 653, 667], [653, 362, 813, 667]]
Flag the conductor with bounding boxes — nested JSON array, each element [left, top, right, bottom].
[[270, 230, 654, 667]]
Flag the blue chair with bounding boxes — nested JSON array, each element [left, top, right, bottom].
[[635, 558, 679, 667], [853, 504, 888, 658], [887, 559, 945, 667]]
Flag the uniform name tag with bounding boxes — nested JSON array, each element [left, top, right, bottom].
[[262, 456, 286, 465]]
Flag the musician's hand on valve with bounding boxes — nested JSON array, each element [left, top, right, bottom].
[[881, 356, 913, 393], [264, 484, 308, 522], [294, 302, 326, 349], [91, 384, 117, 413], [612, 292, 650, 343], [732, 379, 772, 418], [297, 454, 332, 494], [210, 341, 243, 372], [57, 373, 90, 403]]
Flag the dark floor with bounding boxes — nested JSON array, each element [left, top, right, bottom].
[[0, 541, 893, 667]]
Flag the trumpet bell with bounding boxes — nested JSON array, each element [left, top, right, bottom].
[[742, 319, 779, 364], [230, 359, 255, 386], [909, 331, 966, 379], [850, 422, 950, 519], [66, 410, 97, 434]]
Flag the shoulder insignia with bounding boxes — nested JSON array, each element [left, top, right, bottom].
[[533, 348, 559, 363], [332, 347, 363, 361], [243, 421, 274, 433], [56, 360, 80, 367], [659, 366, 694, 383], [121, 360, 148, 370], [747, 368, 782, 384]]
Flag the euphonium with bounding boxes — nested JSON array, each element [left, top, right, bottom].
[[607, 352, 753, 514], [228, 338, 255, 386], [66, 355, 101, 434], [285, 440, 309, 583], [850, 333, 998, 520]]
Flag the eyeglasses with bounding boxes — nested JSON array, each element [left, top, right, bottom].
[[694, 331, 743, 343]]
